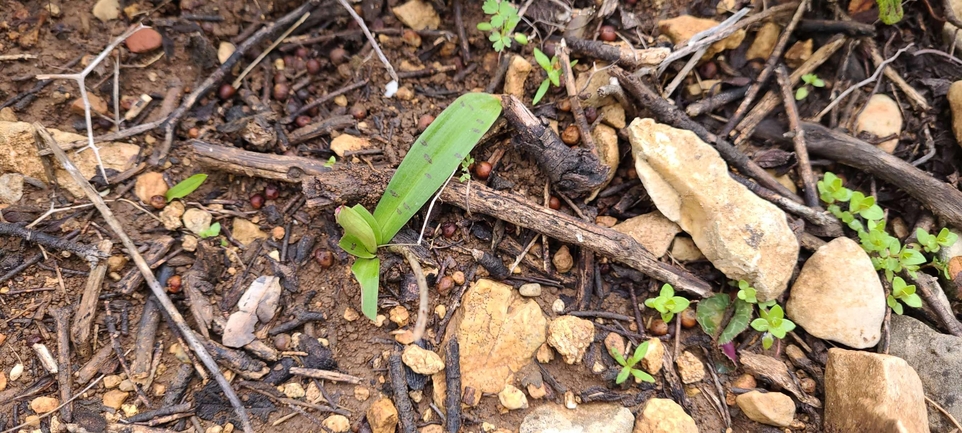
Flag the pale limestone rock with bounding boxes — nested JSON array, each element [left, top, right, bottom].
[[855, 94, 902, 154], [627, 118, 799, 301], [613, 211, 681, 258], [504, 55, 532, 99]]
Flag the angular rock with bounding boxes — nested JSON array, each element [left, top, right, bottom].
[[102, 390, 128, 409], [232, 218, 267, 246], [367, 397, 399, 433], [402, 345, 444, 375], [160, 201, 185, 231], [547, 316, 595, 364], [330, 134, 371, 158], [498, 384, 528, 410], [612, 211, 681, 258], [640, 338, 665, 375], [949, 81, 962, 147], [784, 39, 813, 69], [736, 391, 795, 427], [70, 94, 109, 116], [587, 124, 620, 201], [280, 382, 305, 399], [889, 314, 962, 431], [675, 350, 705, 384], [182, 208, 212, 235], [553, 245, 574, 273], [746, 22, 780, 61], [627, 118, 798, 301], [0, 121, 50, 182], [0, 108, 17, 122], [135, 172, 167, 204], [218, 42, 236, 64], [125, 28, 162, 53], [504, 55, 532, 98], [0, 173, 24, 204], [520, 403, 634, 433], [600, 104, 626, 129], [392, 0, 440, 30], [575, 69, 616, 108], [855, 94, 902, 154], [432, 279, 548, 406], [670, 237, 705, 261], [322, 414, 350, 433], [30, 396, 59, 414], [785, 237, 885, 349], [658, 15, 746, 60], [603, 333, 626, 360], [825, 348, 928, 433], [633, 398, 698, 433]]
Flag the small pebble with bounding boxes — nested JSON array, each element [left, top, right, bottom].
[[518, 283, 542, 297], [343, 307, 360, 322], [272, 226, 285, 240], [648, 318, 669, 336], [437, 275, 455, 295], [452, 271, 465, 285], [552, 299, 565, 314], [561, 125, 580, 145], [125, 28, 162, 53], [418, 114, 435, 131]]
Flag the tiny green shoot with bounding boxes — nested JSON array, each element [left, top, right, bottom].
[[734, 280, 775, 308], [876, 0, 904, 25], [887, 276, 922, 315], [165, 173, 208, 202], [197, 222, 221, 239], [336, 93, 502, 320], [324, 156, 336, 168], [609, 342, 655, 384], [750, 304, 796, 350], [532, 48, 575, 105], [477, 0, 526, 53], [917, 228, 958, 254], [644, 283, 690, 323], [459, 155, 475, 182], [794, 73, 825, 101]]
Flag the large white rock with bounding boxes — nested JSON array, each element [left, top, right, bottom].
[[627, 118, 799, 301], [786, 237, 885, 348]]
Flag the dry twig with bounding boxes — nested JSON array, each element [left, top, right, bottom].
[[774, 65, 819, 207]]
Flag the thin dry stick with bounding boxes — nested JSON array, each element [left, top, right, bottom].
[[336, 0, 399, 97], [774, 65, 818, 207], [813, 44, 913, 120], [36, 23, 146, 181], [663, 46, 708, 97], [36, 125, 255, 433], [926, 395, 962, 431], [232, 12, 310, 88], [388, 245, 429, 343], [721, 0, 809, 137], [866, 38, 929, 111], [558, 39, 598, 156]]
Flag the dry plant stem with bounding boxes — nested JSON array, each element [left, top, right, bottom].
[[774, 65, 819, 207], [335, 0, 399, 92], [51, 306, 73, 422], [0, 223, 107, 264], [733, 35, 847, 144], [866, 38, 930, 111], [71, 239, 112, 357], [289, 367, 363, 384], [813, 44, 913, 120], [232, 12, 310, 88], [609, 66, 802, 202], [444, 338, 462, 433], [663, 47, 707, 97], [559, 40, 598, 155], [387, 245, 429, 343], [35, 125, 255, 433], [389, 353, 417, 433], [453, 0, 470, 63], [36, 23, 146, 181], [0, 375, 104, 433], [927, 395, 962, 431], [721, 0, 809, 137], [283, 79, 369, 123], [906, 273, 962, 336], [566, 38, 670, 69], [154, 0, 319, 165]]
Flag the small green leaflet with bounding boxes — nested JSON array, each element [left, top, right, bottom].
[[372, 93, 502, 243], [696, 294, 730, 337], [876, 0, 903, 25], [719, 299, 753, 344], [351, 257, 380, 320], [166, 173, 208, 202], [198, 222, 221, 239]]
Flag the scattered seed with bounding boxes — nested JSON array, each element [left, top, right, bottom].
[[295, 115, 312, 128], [314, 249, 335, 268], [295, 46, 309, 58], [167, 275, 182, 293], [599, 25, 617, 42], [474, 161, 492, 180], [350, 105, 367, 120], [273, 333, 291, 351], [273, 83, 289, 101], [680, 308, 697, 329], [306, 58, 321, 75], [264, 184, 280, 200], [417, 114, 435, 131], [250, 193, 265, 210], [699, 61, 717, 80], [648, 318, 669, 336], [548, 196, 561, 210], [437, 275, 455, 295], [330, 47, 348, 65], [187, 127, 200, 139], [584, 106, 598, 124], [561, 125, 580, 145], [218, 84, 236, 100], [442, 222, 457, 238], [149, 195, 166, 210], [557, 99, 571, 112]]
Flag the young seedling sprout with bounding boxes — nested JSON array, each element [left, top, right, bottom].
[[794, 73, 825, 101], [609, 342, 655, 385], [35, 23, 147, 182], [887, 276, 922, 315], [644, 283, 690, 324], [532, 48, 576, 105], [750, 304, 795, 350], [476, 0, 527, 52]]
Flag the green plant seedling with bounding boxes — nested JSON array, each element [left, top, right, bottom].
[[165, 173, 208, 202], [750, 304, 796, 350], [876, 0, 903, 24], [917, 228, 958, 253], [645, 283, 690, 324], [887, 276, 922, 315], [531, 48, 576, 105], [794, 73, 825, 100], [817, 172, 852, 204], [848, 191, 884, 221], [695, 293, 730, 337], [609, 342, 655, 384], [336, 93, 502, 319], [719, 298, 753, 344], [476, 0, 525, 52], [459, 155, 475, 182], [197, 222, 221, 239], [324, 156, 336, 168]]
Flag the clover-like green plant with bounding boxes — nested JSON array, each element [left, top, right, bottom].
[[750, 304, 796, 350], [197, 222, 221, 239], [644, 283, 690, 323], [336, 93, 502, 319], [531, 48, 575, 105], [876, 0, 903, 25], [476, 0, 527, 53], [609, 342, 655, 385], [795, 73, 825, 101], [887, 276, 922, 315], [458, 155, 475, 182], [917, 228, 958, 254]]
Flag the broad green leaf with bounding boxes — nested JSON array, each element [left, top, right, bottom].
[[339, 234, 376, 259], [888, 296, 904, 315], [750, 317, 769, 332], [900, 248, 926, 266], [860, 204, 884, 221], [336, 206, 378, 254], [165, 173, 207, 202], [660, 284, 674, 298], [490, 14, 504, 28], [668, 297, 690, 313], [795, 87, 808, 101], [352, 257, 381, 320], [533, 48, 552, 71], [696, 294, 730, 337], [877, 0, 904, 25], [609, 346, 626, 366], [939, 228, 958, 247], [904, 293, 923, 308], [373, 93, 502, 243], [812, 78, 825, 87], [324, 156, 336, 168], [802, 73, 818, 84], [719, 299, 752, 344], [533, 79, 550, 105], [198, 222, 221, 239], [660, 311, 676, 323], [482, 0, 499, 14], [631, 369, 655, 383], [350, 204, 382, 245], [616, 368, 630, 384]]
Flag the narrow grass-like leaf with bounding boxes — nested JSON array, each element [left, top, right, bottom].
[[696, 294, 730, 337], [352, 257, 380, 320], [631, 369, 655, 383], [373, 93, 502, 242], [616, 368, 630, 384], [165, 173, 207, 201], [719, 299, 753, 344]]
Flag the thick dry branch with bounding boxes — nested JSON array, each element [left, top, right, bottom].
[[192, 139, 334, 182], [501, 95, 609, 195], [755, 121, 962, 228], [0, 224, 107, 265], [609, 66, 801, 202], [71, 239, 113, 357], [565, 38, 669, 69]]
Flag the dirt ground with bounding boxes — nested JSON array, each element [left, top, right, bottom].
[[3, 0, 962, 432]]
